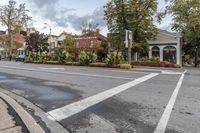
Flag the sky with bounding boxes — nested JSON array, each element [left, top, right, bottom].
[[0, 0, 172, 36]]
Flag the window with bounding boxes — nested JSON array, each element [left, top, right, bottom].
[[90, 41, 94, 48], [163, 46, 177, 64], [152, 46, 160, 57], [76, 41, 79, 47]]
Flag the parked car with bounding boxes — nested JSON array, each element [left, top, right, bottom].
[[16, 55, 26, 62]]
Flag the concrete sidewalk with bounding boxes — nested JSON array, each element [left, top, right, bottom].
[[0, 98, 25, 133]]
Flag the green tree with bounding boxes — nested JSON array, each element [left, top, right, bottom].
[[104, 0, 158, 53], [61, 35, 76, 53], [26, 32, 49, 53], [165, 0, 200, 67], [0, 0, 30, 53]]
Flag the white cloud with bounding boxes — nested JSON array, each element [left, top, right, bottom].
[[0, 0, 173, 36]]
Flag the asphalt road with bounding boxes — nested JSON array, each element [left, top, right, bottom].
[[0, 61, 199, 133]]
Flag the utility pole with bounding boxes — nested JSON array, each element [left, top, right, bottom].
[[44, 23, 52, 52], [125, 30, 132, 64]]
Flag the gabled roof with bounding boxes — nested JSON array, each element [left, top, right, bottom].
[[148, 29, 181, 45], [157, 29, 181, 38]]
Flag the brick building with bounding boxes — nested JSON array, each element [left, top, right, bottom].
[[75, 29, 106, 54]]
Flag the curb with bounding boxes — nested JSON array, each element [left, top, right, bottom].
[[0, 88, 69, 133], [0, 91, 45, 133]]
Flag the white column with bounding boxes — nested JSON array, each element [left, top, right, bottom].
[[160, 46, 164, 62], [149, 46, 152, 59], [134, 52, 138, 61], [176, 38, 181, 65]]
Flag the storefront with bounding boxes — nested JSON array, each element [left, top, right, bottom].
[[148, 29, 182, 65]]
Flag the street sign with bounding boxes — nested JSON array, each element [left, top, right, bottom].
[[125, 30, 132, 48], [125, 30, 133, 64]]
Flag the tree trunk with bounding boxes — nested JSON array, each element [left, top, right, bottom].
[[8, 28, 13, 55], [194, 44, 199, 67]]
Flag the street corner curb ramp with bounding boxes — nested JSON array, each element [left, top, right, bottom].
[[0, 91, 45, 133]]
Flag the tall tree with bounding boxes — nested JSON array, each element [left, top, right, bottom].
[[26, 32, 49, 53], [165, 0, 200, 67], [104, 0, 158, 53], [0, 0, 30, 53]]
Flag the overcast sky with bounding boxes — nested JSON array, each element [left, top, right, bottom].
[[0, 0, 172, 36]]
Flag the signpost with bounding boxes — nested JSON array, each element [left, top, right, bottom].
[[125, 30, 132, 64]]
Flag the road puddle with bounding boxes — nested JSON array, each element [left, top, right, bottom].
[[0, 79, 75, 101]]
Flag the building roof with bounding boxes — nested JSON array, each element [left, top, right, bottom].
[[148, 29, 181, 45], [157, 29, 181, 38]]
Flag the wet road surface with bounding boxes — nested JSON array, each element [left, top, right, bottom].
[[0, 62, 199, 133]]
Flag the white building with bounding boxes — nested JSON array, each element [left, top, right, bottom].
[[148, 29, 182, 65], [47, 35, 58, 50], [56, 32, 72, 48]]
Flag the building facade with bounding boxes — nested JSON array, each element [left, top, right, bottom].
[[75, 30, 106, 54], [147, 29, 182, 65]]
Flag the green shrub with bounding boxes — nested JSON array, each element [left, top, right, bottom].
[[65, 52, 70, 62], [39, 53, 47, 63], [28, 53, 40, 61], [140, 57, 160, 63], [141, 57, 149, 62], [78, 51, 89, 65], [150, 57, 160, 63], [12, 55, 17, 60], [46, 53, 52, 61], [119, 64, 132, 69], [105, 51, 125, 65], [78, 51, 97, 65], [175, 64, 181, 68], [87, 52, 97, 63], [51, 53, 59, 61]]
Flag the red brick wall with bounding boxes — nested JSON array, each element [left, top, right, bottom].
[[76, 37, 101, 53]]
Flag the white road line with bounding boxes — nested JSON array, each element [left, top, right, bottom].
[[39, 67, 65, 70], [161, 70, 182, 75], [47, 73, 159, 121], [0, 65, 133, 80], [154, 70, 187, 133]]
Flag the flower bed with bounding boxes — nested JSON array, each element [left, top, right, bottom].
[[132, 61, 181, 68], [24, 51, 135, 70], [25, 61, 133, 69]]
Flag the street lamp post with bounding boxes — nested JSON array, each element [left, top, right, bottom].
[[44, 23, 52, 52]]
